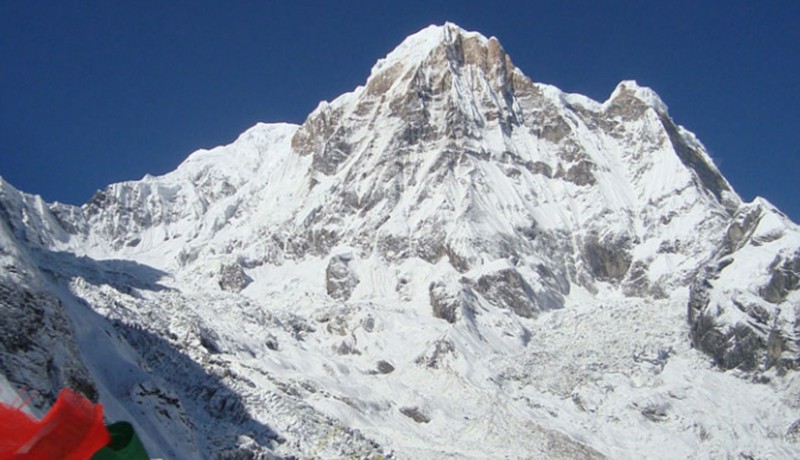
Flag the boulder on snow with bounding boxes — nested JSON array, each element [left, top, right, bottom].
[[400, 406, 430, 423]]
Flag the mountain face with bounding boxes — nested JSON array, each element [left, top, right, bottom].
[[2, 23, 800, 459]]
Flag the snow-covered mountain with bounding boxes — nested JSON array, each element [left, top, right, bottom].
[[2, 23, 800, 458]]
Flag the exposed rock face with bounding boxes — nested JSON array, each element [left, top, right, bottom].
[[760, 250, 800, 304], [0, 282, 98, 406], [473, 266, 562, 317], [688, 201, 800, 374], [688, 278, 767, 372]]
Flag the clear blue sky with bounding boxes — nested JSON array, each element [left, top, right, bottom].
[[1, 1, 798, 221]]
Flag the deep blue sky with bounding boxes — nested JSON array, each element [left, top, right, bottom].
[[1, 1, 798, 221]]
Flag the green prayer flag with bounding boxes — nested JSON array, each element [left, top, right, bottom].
[[92, 422, 150, 460]]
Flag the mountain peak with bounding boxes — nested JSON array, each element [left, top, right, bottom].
[[3, 23, 798, 460], [291, 23, 526, 176], [606, 80, 669, 115], [367, 22, 514, 88]]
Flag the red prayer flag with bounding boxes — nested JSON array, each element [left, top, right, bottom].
[[0, 388, 109, 460]]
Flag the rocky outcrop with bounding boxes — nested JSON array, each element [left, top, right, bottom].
[[582, 232, 632, 282], [473, 267, 562, 318], [760, 250, 800, 304], [218, 263, 253, 293], [325, 254, 359, 301], [687, 204, 800, 374], [689, 301, 767, 372], [428, 278, 475, 323]]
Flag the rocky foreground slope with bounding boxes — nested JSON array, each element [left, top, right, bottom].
[[2, 23, 800, 459]]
